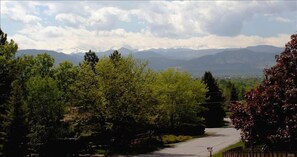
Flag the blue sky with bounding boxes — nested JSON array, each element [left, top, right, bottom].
[[1, 0, 296, 53]]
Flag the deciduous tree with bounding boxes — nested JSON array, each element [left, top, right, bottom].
[[230, 34, 297, 150], [154, 69, 207, 134]]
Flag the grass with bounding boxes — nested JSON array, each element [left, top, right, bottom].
[[161, 135, 193, 144], [213, 141, 245, 157]]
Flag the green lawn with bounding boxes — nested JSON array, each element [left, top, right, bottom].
[[213, 141, 245, 157]]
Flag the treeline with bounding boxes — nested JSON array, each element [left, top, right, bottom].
[[0, 29, 259, 156]]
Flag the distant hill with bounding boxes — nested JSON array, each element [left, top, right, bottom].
[[17, 45, 283, 76], [147, 48, 223, 60], [132, 50, 183, 70], [180, 49, 279, 76], [17, 49, 81, 65], [246, 45, 283, 53]]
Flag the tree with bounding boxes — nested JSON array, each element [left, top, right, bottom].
[[69, 62, 103, 135], [0, 29, 7, 45], [0, 29, 18, 155], [2, 80, 29, 157], [201, 71, 225, 127], [96, 56, 157, 146], [154, 69, 207, 135], [26, 76, 64, 148], [230, 34, 297, 151], [84, 50, 99, 72], [230, 84, 238, 102], [54, 61, 78, 104], [0, 29, 18, 110], [109, 50, 121, 64], [31, 53, 54, 77], [70, 54, 158, 148]]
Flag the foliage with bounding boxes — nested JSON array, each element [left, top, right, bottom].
[[69, 61, 104, 135], [161, 135, 193, 144], [26, 76, 64, 146], [31, 54, 54, 77], [230, 34, 297, 151], [0, 29, 18, 114], [0, 29, 212, 155], [230, 84, 238, 102], [84, 50, 99, 72], [0, 29, 7, 45], [54, 61, 78, 105], [0, 29, 18, 155], [154, 69, 206, 134], [71, 51, 158, 146], [2, 80, 30, 157], [96, 53, 157, 145], [201, 71, 226, 127], [218, 78, 261, 101]]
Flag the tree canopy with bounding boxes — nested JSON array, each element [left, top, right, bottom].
[[230, 34, 297, 151]]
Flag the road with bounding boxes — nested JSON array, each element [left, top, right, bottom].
[[132, 124, 241, 157]]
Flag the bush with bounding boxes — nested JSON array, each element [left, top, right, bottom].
[[161, 135, 192, 144]]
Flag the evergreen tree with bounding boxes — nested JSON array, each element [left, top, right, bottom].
[[230, 84, 238, 102], [0, 29, 7, 45], [201, 71, 225, 127], [109, 50, 122, 64], [3, 80, 29, 157], [84, 50, 99, 72], [0, 29, 18, 155]]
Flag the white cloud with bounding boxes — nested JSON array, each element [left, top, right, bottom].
[[274, 17, 292, 23], [11, 24, 289, 54], [55, 13, 86, 28], [2, 1, 42, 24], [2, 1, 296, 53]]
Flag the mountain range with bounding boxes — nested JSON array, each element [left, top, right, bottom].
[[17, 45, 283, 77]]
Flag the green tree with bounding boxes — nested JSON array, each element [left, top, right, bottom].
[[109, 50, 121, 64], [154, 69, 207, 135], [96, 55, 157, 145], [201, 71, 225, 127], [31, 53, 54, 77], [230, 34, 297, 151], [70, 54, 157, 147], [26, 76, 64, 147], [54, 61, 78, 104], [84, 50, 99, 72], [0, 29, 18, 154], [2, 80, 29, 157], [0, 29, 7, 45], [230, 84, 238, 102], [69, 62, 103, 135]]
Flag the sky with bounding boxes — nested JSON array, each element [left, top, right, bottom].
[[1, 0, 296, 54]]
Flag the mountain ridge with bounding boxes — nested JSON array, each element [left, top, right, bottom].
[[17, 45, 283, 77]]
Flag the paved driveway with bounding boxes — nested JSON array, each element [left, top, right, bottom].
[[132, 127, 241, 157]]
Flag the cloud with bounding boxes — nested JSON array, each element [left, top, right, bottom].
[[274, 17, 292, 23], [2, 1, 296, 53], [192, 1, 296, 36], [2, 1, 42, 24], [55, 13, 86, 28], [11, 24, 290, 54], [4, 1, 295, 36]]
